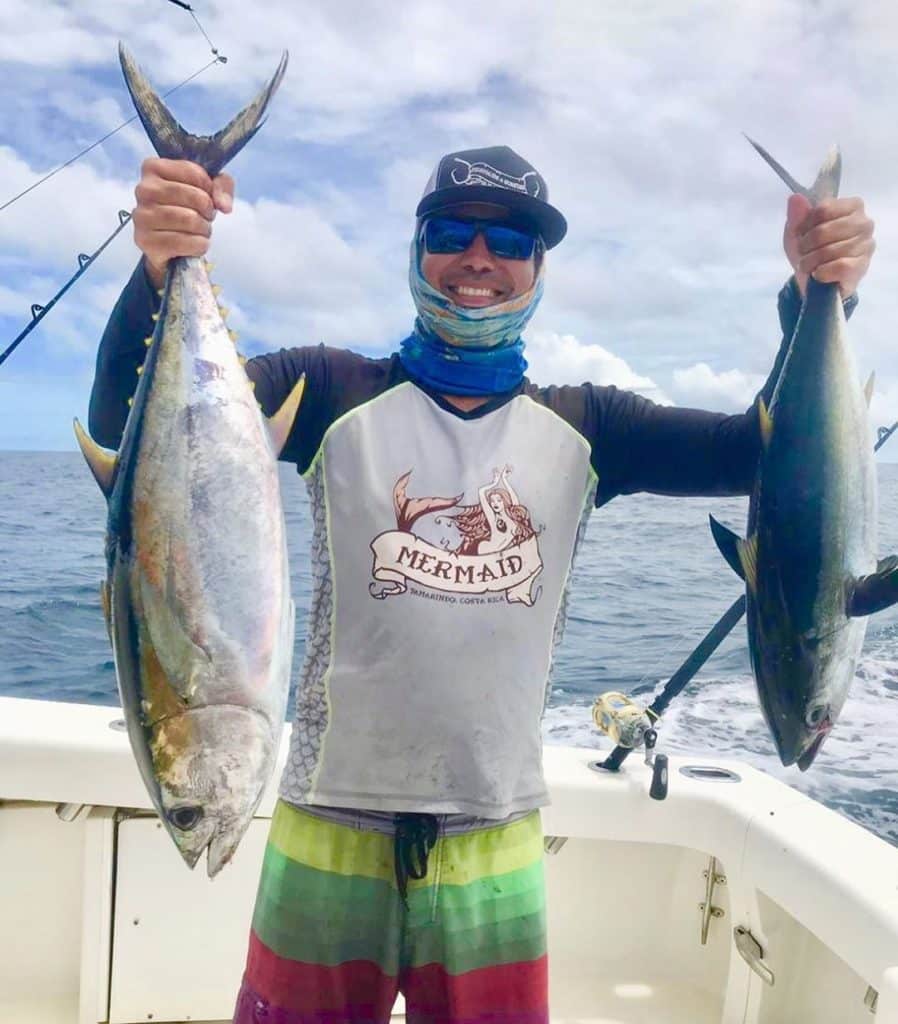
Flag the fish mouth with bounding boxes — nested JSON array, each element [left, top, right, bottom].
[[796, 720, 833, 772], [206, 831, 243, 878]]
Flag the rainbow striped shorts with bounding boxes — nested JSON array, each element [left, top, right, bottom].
[[233, 800, 548, 1024]]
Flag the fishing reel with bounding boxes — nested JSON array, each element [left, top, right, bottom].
[[591, 691, 668, 799]]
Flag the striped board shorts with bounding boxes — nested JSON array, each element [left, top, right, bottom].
[[233, 799, 548, 1024]]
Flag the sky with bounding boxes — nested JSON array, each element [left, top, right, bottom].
[[0, 0, 897, 453]]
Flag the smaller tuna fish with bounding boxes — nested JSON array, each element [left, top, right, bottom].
[[75, 44, 300, 875], [710, 139, 898, 770]]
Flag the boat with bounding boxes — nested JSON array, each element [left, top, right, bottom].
[[1, 693, 897, 1024]]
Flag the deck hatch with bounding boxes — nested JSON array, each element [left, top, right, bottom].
[[679, 765, 741, 783]]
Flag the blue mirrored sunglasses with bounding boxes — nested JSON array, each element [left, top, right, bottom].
[[423, 216, 540, 261]]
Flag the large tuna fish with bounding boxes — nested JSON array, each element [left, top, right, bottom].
[[710, 141, 898, 770], [74, 44, 303, 875]]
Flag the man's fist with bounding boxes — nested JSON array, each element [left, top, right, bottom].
[[783, 193, 875, 299], [132, 158, 235, 289]]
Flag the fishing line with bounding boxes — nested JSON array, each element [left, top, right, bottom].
[[0, 56, 224, 215], [0, 211, 132, 370], [164, 0, 228, 63]]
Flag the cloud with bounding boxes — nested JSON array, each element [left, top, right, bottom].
[[3, 0, 898, 455], [671, 362, 765, 411], [524, 329, 673, 404]]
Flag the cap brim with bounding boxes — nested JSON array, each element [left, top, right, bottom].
[[415, 185, 567, 249]]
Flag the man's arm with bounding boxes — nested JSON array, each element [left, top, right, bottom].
[[88, 259, 160, 449], [591, 278, 858, 506]]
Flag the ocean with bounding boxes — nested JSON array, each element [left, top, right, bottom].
[[2, 451, 898, 844]]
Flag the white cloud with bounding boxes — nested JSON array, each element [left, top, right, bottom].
[[3, 0, 898, 455], [671, 362, 765, 411], [524, 329, 672, 404]]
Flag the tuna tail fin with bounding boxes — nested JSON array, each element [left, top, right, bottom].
[[744, 135, 841, 205], [118, 43, 288, 177], [848, 556, 898, 617]]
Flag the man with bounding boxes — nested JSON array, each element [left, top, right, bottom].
[[90, 145, 875, 1024]]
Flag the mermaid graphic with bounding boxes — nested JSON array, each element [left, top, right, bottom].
[[369, 464, 543, 606], [449, 465, 536, 555]]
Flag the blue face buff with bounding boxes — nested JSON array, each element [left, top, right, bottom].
[[399, 223, 545, 396]]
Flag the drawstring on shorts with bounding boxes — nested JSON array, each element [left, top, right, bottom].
[[394, 813, 439, 905]]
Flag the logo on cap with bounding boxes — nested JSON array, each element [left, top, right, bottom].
[[449, 158, 541, 197]]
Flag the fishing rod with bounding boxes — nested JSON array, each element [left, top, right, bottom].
[[0, 212, 132, 369], [593, 418, 898, 792], [0, 5, 228, 369]]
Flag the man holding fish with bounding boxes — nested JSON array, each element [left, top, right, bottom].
[[91, 81, 875, 1024]]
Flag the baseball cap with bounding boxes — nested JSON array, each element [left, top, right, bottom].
[[416, 145, 567, 249]]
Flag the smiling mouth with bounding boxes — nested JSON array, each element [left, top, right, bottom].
[[448, 284, 504, 301]]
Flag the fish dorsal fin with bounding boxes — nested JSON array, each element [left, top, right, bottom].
[[73, 418, 117, 498], [265, 373, 306, 458], [848, 556, 898, 617], [709, 516, 758, 590], [758, 397, 774, 449], [864, 371, 876, 407]]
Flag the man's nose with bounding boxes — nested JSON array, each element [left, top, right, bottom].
[[460, 231, 496, 272]]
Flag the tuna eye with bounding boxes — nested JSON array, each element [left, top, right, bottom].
[[805, 704, 829, 728], [168, 805, 204, 831]]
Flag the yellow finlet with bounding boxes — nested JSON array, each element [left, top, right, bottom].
[[218, 306, 230, 320], [136, 364, 144, 376], [266, 374, 306, 457], [99, 580, 112, 643], [144, 336, 153, 347], [203, 260, 215, 273], [211, 284, 222, 297], [228, 329, 239, 343], [238, 355, 248, 366], [758, 397, 773, 448], [73, 419, 117, 498], [151, 313, 159, 322], [864, 371, 876, 407], [738, 534, 759, 592], [127, 397, 133, 407]]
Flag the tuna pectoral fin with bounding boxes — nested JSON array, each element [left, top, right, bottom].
[[73, 418, 116, 497], [849, 556, 898, 617], [118, 43, 288, 177], [100, 581, 112, 644], [138, 571, 211, 701], [709, 516, 758, 589], [266, 374, 306, 458], [865, 371, 876, 406]]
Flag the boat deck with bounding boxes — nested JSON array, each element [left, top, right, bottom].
[[3, 697, 898, 1024]]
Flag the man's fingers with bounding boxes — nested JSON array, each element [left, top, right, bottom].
[[797, 235, 874, 275], [133, 204, 213, 238], [134, 228, 211, 262], [212, 172, 235, 213], [798, 210, 874, 255], [799, 197, 871, 234], [142, 157, 213, 193], [135, 178, 216, 221]]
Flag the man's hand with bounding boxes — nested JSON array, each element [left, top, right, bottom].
[[132, 158, 235, 290], [784, 193, 875, 298]]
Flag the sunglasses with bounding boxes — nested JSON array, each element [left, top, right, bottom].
[[423, 216, 540, 261]]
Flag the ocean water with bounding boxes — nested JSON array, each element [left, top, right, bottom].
[[2, 451, 898, 844]]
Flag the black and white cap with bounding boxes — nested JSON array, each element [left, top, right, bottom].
[[416, 145, 567, 249]]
